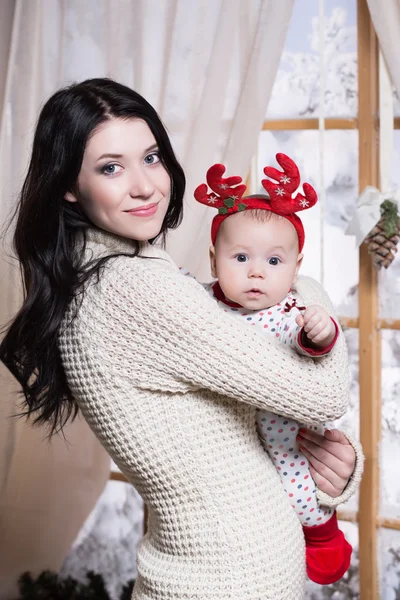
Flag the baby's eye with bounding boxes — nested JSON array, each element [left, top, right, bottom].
[[144, 152, 160, 165], [101, 163, 122, 176], [268, 257, 281, 266], [235, 254, 248, 263]]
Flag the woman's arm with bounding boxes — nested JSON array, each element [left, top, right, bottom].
[[101, 257, 350, 424]]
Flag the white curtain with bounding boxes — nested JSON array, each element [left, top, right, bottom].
[[0, 0, 293, 596], [366, 0, 400, 97]]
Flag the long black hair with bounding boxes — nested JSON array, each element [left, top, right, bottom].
[[0, 78, 185, 435]]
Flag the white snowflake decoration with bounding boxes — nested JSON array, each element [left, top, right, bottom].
[[275, 188, 285, 196], [219, 183, 229, 190], [280, 175, 291, 185], [299, 199, 309, 207], [208, 195, 218, 204]]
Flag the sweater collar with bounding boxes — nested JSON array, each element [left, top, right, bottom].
[[85, 227, 139, 254]]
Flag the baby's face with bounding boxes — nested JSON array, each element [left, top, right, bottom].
[[210, 211, 303, 310]]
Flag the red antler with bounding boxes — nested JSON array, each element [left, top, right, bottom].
[[261, 153, 318, 214], [194, 164, 247, 213]]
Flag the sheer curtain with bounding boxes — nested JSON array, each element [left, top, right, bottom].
[[0, 1, 294, 596], [366, 0, 400, 96]]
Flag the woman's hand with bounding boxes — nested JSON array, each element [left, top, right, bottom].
[[297, 428, 356, 498]]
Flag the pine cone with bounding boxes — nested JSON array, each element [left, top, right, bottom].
[[365, 199, 400, 269]]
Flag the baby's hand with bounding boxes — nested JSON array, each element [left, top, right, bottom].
[[295, 305, 336, 348]]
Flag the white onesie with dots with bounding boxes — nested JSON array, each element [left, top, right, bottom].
[[203, 280, 335, 528]]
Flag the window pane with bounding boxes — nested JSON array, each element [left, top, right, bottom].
[[379, 253, 400, 319], [380, 529, 400, 599], [257, 129, 359, 315], [266, 0, 357, 119], [61, 480, 143, 597], [380, 330, 400, 520], [379, 131, 400, 319]]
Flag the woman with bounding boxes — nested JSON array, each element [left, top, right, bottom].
[[0, 78, 362, 599]]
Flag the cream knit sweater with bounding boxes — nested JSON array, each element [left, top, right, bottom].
[[59, 229, 363, 600]]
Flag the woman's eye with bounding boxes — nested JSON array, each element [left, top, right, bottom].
[[101, 163, 122, 176], [235, 254, 248, 263], [144, 152, 160, 165], [268, 257, 280, 266]]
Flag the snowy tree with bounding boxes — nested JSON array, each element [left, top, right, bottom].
[[268, 7, 357, 119], [61, 482, 143, 600]]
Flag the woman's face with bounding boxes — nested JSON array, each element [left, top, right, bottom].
[[65, 118, 171, 241]]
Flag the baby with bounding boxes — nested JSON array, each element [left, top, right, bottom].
[[193, 154, 352, 585]]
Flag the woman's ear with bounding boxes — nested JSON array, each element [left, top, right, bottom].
[[65, 191, 78, 203], [209, 245, 217, 279]]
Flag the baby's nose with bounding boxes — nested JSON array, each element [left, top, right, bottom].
[[249, 264, 265, 278]]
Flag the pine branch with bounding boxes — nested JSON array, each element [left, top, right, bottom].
[[380, 199, 399, 239]]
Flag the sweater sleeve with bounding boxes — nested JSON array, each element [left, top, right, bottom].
[[98, 257, 349, 424]]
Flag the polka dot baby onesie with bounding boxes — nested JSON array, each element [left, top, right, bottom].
[[203, 280, 334, 528]]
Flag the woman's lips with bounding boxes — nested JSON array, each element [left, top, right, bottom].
[[124, 202, 159, 217]]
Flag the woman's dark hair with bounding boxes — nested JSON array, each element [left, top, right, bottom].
[[0, 78, 185, 435]]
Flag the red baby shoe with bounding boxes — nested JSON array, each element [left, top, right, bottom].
[[303, 512, 352, 585]]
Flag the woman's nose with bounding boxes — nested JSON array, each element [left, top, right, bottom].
[[129, 167, 155, 199]]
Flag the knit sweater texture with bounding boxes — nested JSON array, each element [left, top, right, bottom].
[[59, 229, 363, 600]]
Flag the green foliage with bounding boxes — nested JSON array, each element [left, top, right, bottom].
[[119, 580, 135, 600], [380, 199, 399, 238], [17, 570, 135, 600]]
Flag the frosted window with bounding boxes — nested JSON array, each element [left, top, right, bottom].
[[380, 330, 400, 520], [379, 528, 400, 599], [378, 132, 400, 319], [61, 480, 143, 597], [266, 0, 357, 119], [379, 252, 400, 320]]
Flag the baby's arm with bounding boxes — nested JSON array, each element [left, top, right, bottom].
[[279, 303, 339, 358], [296, 305, 338, 352]]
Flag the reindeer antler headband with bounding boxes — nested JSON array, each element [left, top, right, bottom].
[[194, 153, 318, 251]]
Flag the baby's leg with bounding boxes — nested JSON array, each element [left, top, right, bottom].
[[257, 411, 352, 584], [256, 410, 333, 526]]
